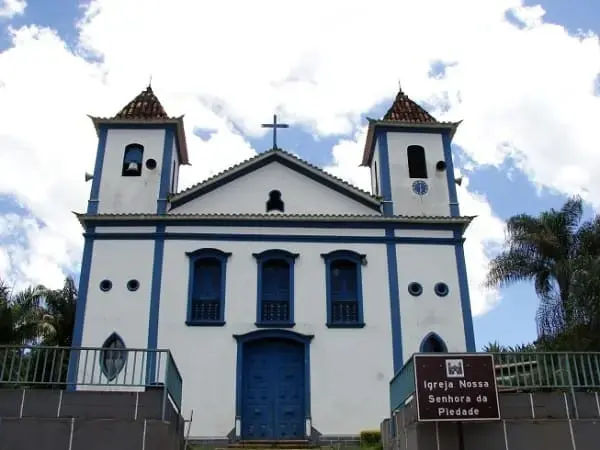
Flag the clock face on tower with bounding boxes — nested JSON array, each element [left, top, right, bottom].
[[412, 180, 429, 196]]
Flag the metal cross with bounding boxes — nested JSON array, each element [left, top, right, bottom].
[[261, 114, 289, 149]]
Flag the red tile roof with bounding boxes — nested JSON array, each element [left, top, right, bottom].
[[382, 89, 438, 123], [113, 86, 169, 120]]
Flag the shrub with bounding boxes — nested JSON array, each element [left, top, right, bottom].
[[360, 429, 381, 447]]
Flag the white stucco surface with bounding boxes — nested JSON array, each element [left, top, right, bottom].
[[96, 128, 166, 214], [170, 161, 377, 215]]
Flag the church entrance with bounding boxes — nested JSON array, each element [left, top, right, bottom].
[[241, 338, 306, 440]]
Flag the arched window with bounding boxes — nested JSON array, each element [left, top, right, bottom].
[[321, 250, 366, 328], [420, 332, 448, 353], [266, 190, 284, 212], [253, 250, 299, 327], [122, 143, 144, 177], [186, 248, 231, 326], [100, 332, 127, 381], [407, 145, 427, 179]]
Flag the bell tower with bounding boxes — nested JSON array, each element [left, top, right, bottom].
[[361, 88, 461, 217], [86, 85, 190, 215]]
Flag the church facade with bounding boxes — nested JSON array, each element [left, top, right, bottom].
[[67, 85, 476, 441]]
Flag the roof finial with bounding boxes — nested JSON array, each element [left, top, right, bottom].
[[398, 78, 403, 93], [147, 74, 153, 89]]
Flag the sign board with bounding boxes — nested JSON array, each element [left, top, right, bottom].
[[413, 353, 500, 422]]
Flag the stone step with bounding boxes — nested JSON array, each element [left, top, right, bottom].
[[226, 440, 316, 449]]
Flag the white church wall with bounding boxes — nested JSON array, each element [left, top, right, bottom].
[[370, 142, 380, 197], [157, 237, 392, 438], [394, 228, 453, 239], [386, 132, 451, 217], [395, 243, 466, 361], [97, 128, 166, 214], [77, 239, 154, 391], [170, 161, 377, 216], [94, 226, 155, 233], [171, 137, 180, 194], [164, 225, 385, 237]]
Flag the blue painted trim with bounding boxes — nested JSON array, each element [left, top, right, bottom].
[[233, 329, 314, 430], [442, 132, 460, 217], [320, 250, 366, 328], [419, 331, 448, 352], [87, 128, 108, 214], [66, 225, 95, 389], [185, 248, 232, 326], [86, 232, 461, 245], [377, 128, 404, 368], [94, 122, 185, 166], [170, 151, 381, 212], [376, 130, 394, 216], [253, 250, 299, 327], [385, 229, 403, 371], [146, 223, 165, 384], [363, 124, 458, 167], [454, 230, 476, 351], [82, 217, 467, 232], [100, 332, 127, 381], [157, 129, 175, 214]]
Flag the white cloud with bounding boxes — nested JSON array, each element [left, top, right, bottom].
[[0, 0, 26, 19], [0, 0, 597, 321]]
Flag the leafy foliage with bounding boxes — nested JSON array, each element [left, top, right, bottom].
[[485, 196, 600, 351], [0, 277, 77, 388]]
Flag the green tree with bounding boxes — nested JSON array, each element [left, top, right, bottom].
[[0, 281, 44, 345], [486, 196, 600, 350], [38, 277, 77, 347]]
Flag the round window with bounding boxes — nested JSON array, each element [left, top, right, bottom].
[[434, 282, 449, 297], [99, 280, 112, 292], [127, 279, 140, 292], [408, 282, 423, 297]]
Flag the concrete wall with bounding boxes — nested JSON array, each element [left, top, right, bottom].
[[382, 391, 600, 450], [0, 389, 183, 450]]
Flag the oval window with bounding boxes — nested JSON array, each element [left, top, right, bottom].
[[100, 333, 127, 381]]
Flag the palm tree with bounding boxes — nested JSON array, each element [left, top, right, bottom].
[[0, 280, 44, 345], [38, 277, 77, 347], [485, 196, 598, 326]]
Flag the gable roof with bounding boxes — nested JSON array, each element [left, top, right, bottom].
[[361, 88, 461, 166], [88, 85, 190, 165], [169, 148, 381, 212]]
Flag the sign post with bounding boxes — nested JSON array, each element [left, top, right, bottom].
[[413, 353, 500, 422]]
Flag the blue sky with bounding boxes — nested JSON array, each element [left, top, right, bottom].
[[1, 0, 600, 351]]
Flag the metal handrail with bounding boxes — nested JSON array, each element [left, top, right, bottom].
[[0, 345, 183, 417], [390, 352, 600, 412]]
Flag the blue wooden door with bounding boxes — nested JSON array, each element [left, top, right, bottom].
[[242, 339, 305, 440]]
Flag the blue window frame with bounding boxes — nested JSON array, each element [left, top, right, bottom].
[[186, 248, 231, 326], [253, 249, 299, 328], [321, 250, 366, 328]]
